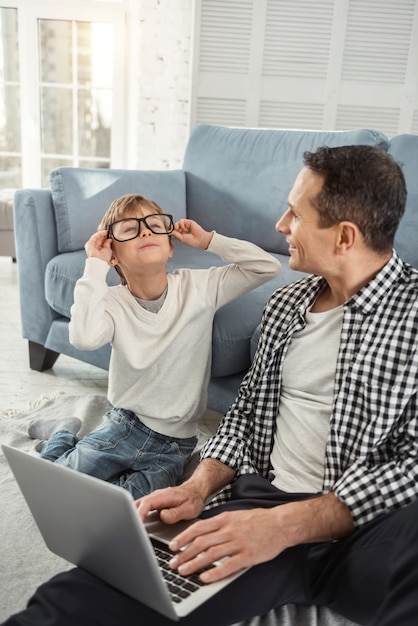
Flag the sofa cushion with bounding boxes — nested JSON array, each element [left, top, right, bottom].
[[45, 251, 120, 317], [183, 125, 390, 254], [388, 134, 418, 270], [45, 242, 297, 378], [50, 167, 187, 253]]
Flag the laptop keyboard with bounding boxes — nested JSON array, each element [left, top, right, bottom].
[[153, 540, 213, 604]]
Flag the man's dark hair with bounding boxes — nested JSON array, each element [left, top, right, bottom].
[[303, 145, 407, 253]]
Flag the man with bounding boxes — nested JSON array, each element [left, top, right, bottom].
[[4, 145, 418, 626]]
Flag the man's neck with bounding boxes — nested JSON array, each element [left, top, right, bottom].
[[311, 250, 393, 313]]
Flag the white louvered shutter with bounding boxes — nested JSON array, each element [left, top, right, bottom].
[[191, 0, 418, 137]]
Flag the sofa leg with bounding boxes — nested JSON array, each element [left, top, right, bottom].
[[29, 341, 60, 371]]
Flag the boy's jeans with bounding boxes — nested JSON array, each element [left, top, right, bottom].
[[40, 408, 197, 499]]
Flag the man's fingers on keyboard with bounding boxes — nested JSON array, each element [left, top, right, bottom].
[[199, 555, 244, 583]]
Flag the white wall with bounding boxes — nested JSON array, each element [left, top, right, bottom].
[[135, 0, 193, 170]]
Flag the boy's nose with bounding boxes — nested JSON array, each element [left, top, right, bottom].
[[139, 222, 152, 235]]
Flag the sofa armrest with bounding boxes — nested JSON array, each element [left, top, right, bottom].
[[14, 189, 60, 346]]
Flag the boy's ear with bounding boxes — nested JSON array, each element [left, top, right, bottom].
[[108, 253, 119, 267], [168, 237, 174, 258]]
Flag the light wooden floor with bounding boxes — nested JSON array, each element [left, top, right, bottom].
[[0, 256, 221, 432]]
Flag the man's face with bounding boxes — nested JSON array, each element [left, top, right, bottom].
[[275, 167, 337, 276]]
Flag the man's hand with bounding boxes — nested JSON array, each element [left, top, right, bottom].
[[136, 459, 234, 525], [167, 507, 287, 584], [172, 219, 214, 250], [135, 483, 206, 525], [163, 492, 354, 584], [85, 230, 113, 263]]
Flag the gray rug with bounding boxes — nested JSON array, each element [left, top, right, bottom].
[[0, 393, 358, 625]]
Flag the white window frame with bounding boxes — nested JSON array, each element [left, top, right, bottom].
[[2, 0, 131, 187]]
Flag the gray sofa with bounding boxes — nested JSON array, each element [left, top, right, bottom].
[[14, 125, 418, 416]]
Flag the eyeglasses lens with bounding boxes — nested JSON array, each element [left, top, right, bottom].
[[111, 214, 173, 241]]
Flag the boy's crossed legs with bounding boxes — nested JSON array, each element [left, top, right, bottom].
[[28, 408, 197, 498]]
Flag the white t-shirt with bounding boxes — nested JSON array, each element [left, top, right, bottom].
[[270, 305, 343, 492]]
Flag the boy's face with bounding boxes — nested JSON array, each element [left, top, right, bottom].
[[109, 208, 173, 276]]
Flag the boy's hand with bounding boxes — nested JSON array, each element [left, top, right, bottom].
[[172, 219, 213, 250], [85, 230, 113, 263]]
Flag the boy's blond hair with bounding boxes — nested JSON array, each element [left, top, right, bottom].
[[98, 194, 165, 231], [98, 194, 170, 286]]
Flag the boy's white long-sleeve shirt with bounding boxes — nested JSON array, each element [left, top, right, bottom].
[[69, 233, 280, 438]]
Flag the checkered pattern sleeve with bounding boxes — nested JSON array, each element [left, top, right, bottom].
[[200, 305, 275, 475], [332, 390, 418, 527], [324, 255, 418, 527], [200, 307, 278, 507]]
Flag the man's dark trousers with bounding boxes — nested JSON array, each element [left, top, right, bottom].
[[3, 475, 418, 626]]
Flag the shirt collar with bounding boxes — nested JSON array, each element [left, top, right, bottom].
[[346, 250, 405, 314]]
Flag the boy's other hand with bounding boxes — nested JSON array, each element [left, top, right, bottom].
[[85, 230, 113, 263], [172, 219, 213, 250]]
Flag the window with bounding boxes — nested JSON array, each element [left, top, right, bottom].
[[0, 6, 20, 187], [38, 19, 114, 183], [0, 1, 126, 188]]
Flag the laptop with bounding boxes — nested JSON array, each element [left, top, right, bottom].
[[2, 444, 246, 620]]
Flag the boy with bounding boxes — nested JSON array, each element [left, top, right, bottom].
[[28, 193, 280, 498]]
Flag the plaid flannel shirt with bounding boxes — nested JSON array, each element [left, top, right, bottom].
[[201, 251, 418, 527]]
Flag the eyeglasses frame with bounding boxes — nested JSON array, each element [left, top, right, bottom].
[[107, 213, 175, 242]]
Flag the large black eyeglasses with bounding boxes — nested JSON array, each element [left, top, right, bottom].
[[108, 214, 174, 242]]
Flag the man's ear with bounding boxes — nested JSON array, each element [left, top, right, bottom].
[[337, 222, 358, 253]]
